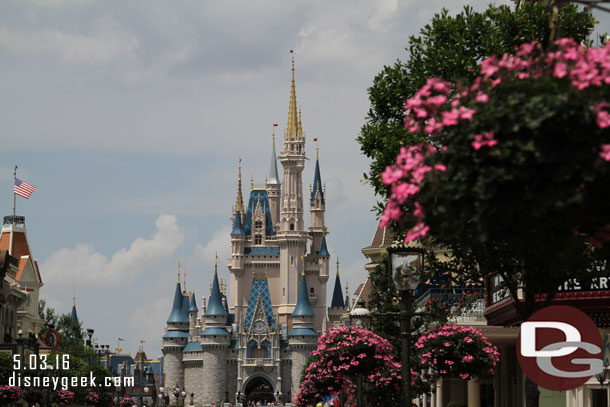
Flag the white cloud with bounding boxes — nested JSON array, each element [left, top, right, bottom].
[[130, 296, 172, 354], [42, 215, 184, 286], [367, 0, 398, 33], [194, 224, 232, 266], [0, 18, 138, 63]]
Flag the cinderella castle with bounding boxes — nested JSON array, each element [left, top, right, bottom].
[[161, 55, 348, 406]]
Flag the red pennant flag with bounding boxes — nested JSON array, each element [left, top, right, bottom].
[[273, 123, 278, 127], [314, 138, 318, 142]]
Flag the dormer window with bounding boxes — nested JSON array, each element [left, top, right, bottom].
[[254, 234, 262, 245], [254, 221, 263, 229]]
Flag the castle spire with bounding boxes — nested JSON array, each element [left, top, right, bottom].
[[205, 263, 228, 317], [330, 258, 345, 308], [235, 161, 244, 215], [285, 51, 301, 140], [311, 144, 324, 205], [268, 129, 280, 185]]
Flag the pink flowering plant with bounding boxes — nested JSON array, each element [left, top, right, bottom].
[[295, 326, 401, 407], [86, 391, 100, 406], [380, 38, 610, 318], [0, 386, 22, 406], [53, 390, 75, 405], [119, 397, 135, 407], [415, 325, 499, 384]]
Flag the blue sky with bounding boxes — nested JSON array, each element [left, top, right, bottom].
[[1, 0, 609, 358]]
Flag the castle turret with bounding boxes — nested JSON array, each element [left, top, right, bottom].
[[162, 273, 189, 391], [267, 132, 281, 229], [309, 144, 326, 254], [199, 265, 230, 405], [71, 297, 79, 323], [288, 272, 318, 402], [277, 53, 309, 331], [328, 258, 346, 328], [189, 292, 198, 337]]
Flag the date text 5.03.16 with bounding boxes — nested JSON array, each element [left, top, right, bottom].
[[13, 354, 70, 370]]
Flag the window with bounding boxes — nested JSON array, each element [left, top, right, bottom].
[[310, 287, 314, 294], [283, 287, 286, 296], [254, 221, 263, 229], [290, 223, 294, 231], [255, 234, 262, 245]]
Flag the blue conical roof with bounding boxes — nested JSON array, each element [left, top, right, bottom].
[[292, 273, 315, 317], [205, 270, 228, 317], [311, 158, 324, 205], [318, 235, 330, 257], [231, 210, 245, 235], [70, 303, 79, 323], [330, 274, 345, 308], [167, 282, 189, 323], [189, 292, 198, 313]]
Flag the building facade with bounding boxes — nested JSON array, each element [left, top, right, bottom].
[[162, 56, 335, 406]]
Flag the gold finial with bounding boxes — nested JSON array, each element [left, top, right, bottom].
[[177, 261, 181, 284], [316, 139, 319, 161], [286, 50, 299, 140], [236, 161, 244, 214], [345, 282, 350, 311], [251, 175, 254, 190], [272, 126, 276, 148], [301, 254, 305, 276], [183, 269, 187, 292], [298, 107, 304, 139], [73, 296, 76, 307], [336, 257, 340, 276]]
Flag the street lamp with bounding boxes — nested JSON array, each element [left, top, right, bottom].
[[349, 300, 370, 327], [390, 247, 424, 407]]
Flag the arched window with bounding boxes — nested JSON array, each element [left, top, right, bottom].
[[290, 223, 294, 231]]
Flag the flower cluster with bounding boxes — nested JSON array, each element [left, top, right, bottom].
[[381, 39, 610, 245], [53, 390, 75, 405], [86, 391, 100, 406], [295, 326, 401, 407], [415, 325, 499, 382], [120, 397, 136, 407], [0, 386, 22, 405]]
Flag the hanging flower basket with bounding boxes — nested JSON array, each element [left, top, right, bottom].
[[296, 326, 401, 407], [415, 325, 499, 382]]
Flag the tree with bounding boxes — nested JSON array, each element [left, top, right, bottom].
[[380, 38, 610, 406], [358, 2, 595, 201]]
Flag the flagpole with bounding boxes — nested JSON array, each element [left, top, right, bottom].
[[12, 166, 17, 224]]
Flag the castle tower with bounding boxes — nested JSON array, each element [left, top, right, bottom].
[[288, 272, 318, 402], [189, 292, 198, 337], [162, 273, 189, 390], [230, 165, 246, 323], [267, 132, 281, 229], [277, 53, 309, 330], [0, 215, 44, 336], [200, 265, 230, 404], [327, 258, 346, 328], [309, 144, 326, 254]]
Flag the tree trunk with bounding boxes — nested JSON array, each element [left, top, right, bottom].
[[525, 376, 540, 407]]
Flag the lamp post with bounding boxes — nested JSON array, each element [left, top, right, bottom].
[[159, 387, 165, 407], [181, 390, 187, 407], [390, 247, 424, 407]]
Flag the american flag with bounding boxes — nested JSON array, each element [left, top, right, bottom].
[[14, 178, 37, 199]]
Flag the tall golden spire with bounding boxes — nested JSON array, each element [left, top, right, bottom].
[[236, 161, 244, 214], [285, 51, 300, 140]]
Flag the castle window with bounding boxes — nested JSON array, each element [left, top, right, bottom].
[[255, 234, 262, 245], [254, 221, 263, 229], [290, 223, 294, 231], [291, 256, 294, 265], [310, 287, 314, 294]]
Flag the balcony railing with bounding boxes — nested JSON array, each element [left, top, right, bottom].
[[416, 287, 486, 323], [243, 358, 274, 366]]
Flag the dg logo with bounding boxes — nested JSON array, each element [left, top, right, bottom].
[[517, 305, 603, 391]]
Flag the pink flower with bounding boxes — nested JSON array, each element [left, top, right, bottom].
[[554, 62, 568, 78], [600, 145, 610, 161], [475, 92, 489, 103], [597, 110, 610, 128], [405, 222, 430, 243], [471, 132, 497, 151]]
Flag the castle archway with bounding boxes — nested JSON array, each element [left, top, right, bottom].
[[243, 376, 275, 404]]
